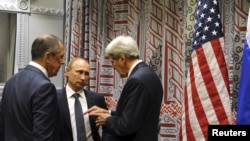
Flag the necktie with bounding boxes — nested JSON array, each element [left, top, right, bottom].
[[73, 93, 87, 141]]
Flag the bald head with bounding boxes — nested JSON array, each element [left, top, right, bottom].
[[67, 57, 89, 68]]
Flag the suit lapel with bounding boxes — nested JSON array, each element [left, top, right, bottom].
[[84, 90, 93, 108]]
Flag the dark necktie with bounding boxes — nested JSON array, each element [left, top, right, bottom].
[[73, 93, 87, 141]]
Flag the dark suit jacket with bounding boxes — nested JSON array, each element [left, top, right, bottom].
[[57, 88, 108, 141], [102, 62, 163, 141], [0, 65, 59, 141]]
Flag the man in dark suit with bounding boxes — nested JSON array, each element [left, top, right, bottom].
[[57, 57, 108, 141], [85, 35, 163, 141], [0, 34, 65, 141]]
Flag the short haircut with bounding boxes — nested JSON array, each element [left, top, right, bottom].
[[105, 35, 140, 59], [31, 34, 63, 60], [67, 57, 88, 68]]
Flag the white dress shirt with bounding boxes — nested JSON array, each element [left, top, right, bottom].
[[128, 60, 143, 77], [29, 61, 48, 78], [66, 85, 93, 141]]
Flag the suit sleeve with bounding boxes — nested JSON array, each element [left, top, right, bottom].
[[32, 83, 58, 141]]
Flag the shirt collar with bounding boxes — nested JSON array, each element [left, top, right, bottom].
[[66, 84, 84, 98], [128, 60, 143, 77], [29, 61, 48, 78]]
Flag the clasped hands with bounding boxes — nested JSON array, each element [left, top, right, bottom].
[[84, 105, 111, 126]]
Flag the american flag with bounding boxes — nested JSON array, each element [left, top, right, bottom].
[[181, 0, 233, 140]]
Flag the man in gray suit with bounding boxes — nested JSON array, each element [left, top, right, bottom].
[[85, 35, 163, 141], [0, 34, 65, 141]]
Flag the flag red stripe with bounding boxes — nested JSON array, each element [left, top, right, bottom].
[[197, 42, 229, 124], [210, 39, 230, 95], [210, 39, 231, 124], [190, 49, 209, 139], [184, 66, 197, 141]]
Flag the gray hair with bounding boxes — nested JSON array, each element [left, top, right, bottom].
[[105, 35, 140, 59], [31, 34, 63, 60]]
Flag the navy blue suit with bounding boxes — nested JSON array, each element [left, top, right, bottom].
[[0, 65, 59, 141], [57, 88, 107, 141], [102, 62, 163, 141]]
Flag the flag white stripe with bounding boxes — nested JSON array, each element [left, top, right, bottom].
[[192, 48, 219, 124], [186, 65, 205, 140], [204, 38, 233, 124]]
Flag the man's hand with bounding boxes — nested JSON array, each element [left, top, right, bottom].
[[84, 105, 111, 126]]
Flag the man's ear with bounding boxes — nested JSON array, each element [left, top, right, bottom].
[[44, 51, 51, 63], [119, 54, 126, 61], [65, 67, 70, 73], [65, 67, 71, 76]]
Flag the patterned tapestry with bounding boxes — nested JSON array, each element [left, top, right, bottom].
[[64, 0, 249, 140]]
